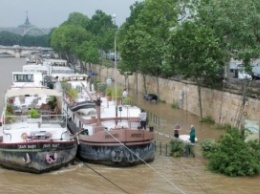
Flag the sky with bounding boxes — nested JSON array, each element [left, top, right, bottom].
[[0, 0, 143, 28]]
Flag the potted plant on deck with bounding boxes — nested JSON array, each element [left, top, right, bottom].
[[112, 87, 122, 105], [105, 87, 113, 101]]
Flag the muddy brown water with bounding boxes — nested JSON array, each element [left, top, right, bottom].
[[0, 58, 259, 194]]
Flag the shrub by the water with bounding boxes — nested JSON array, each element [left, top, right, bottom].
[[200, 139, 218, 158], [203, 127, 260, 176], [170, 139, 184, 157]]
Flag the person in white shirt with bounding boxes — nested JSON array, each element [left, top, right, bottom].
[[122, 88, 128, 98], [139, 109, 147, 130], [122, 88, 128, 104]]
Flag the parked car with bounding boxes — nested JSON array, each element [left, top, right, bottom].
[[144, 93, 158, 103]]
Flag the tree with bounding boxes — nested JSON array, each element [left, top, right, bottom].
[[207, 127, 260, 176], [63, 12, 90, 28], [166, 21, 225, 119], [87, 10, 115, 52], [119, 0, 179, 96], [76, 40, 100, 72], [50, 24, 90, 62], [193, 0, 260, 73]]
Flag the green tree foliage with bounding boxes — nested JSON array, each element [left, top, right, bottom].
[[193, 0, 260, 71], [119, 0, 179, 95], [205, 128, 260, 176], [0, 31, 21, 45], [87, 10, 115, 52], [119, 0, 179, 77], [50, 24, 90, 61], [63, 12, 90, 28], [166, 21, 225, 119], [76, 41, 100, 64], [0, 31, 49, 47]]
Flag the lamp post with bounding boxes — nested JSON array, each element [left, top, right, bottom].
[[112, 14, 118, 102]]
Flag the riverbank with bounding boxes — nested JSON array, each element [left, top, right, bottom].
[[92, 64, 260, 129]]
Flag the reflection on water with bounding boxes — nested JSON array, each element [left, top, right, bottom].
[[0, 58, 259, 194]]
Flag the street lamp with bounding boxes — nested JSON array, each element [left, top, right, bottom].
[[112, 14, 118, 102]]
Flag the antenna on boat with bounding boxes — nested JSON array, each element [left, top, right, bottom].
[[112, 14, 118, 103], [112, 14, 119, 126]]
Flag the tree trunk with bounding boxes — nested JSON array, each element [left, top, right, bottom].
[[196, 79, 203, 120], [156, 76, 160, 99], [142, 74, 147, 94], [135, 72, 138, 95]]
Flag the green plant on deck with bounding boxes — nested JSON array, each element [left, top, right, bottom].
[[47, 96, 57, 110], [6, 104, 14, 114], [123, 96, 132, 105], [105, 87, 113, 97], [112, 87, 122, 100], [4, 111, 15, 124], [97, 82, 107, 94], [28, 109, 40, 118], [67, 88, 78, 100], [60, 81, 72, 91]]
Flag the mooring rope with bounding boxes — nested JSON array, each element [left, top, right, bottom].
[[103, 129, 187, 194]]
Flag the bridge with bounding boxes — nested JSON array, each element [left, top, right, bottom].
[[0, 45, 53, 58]]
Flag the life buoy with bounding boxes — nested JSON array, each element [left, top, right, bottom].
[[21, 133, 28, 140], [46, 153, 58, 164]]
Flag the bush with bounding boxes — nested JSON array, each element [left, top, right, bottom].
[[211, 123, 231, 130], [170, 139, 185, 157], [206, 127, 260, 176], [171, 101, 179, 109], [200, 116, 215, 124], [200, 139, 218, 158]]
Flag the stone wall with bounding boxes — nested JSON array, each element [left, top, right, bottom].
[[93, 65, 259, 126]]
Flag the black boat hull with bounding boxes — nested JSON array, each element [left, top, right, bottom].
[[78, 140, 155, 167], [0, 141, 77, 173]]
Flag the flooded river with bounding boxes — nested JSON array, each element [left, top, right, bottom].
[[0, 58, 259, 194]]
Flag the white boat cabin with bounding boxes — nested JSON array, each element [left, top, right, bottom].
[[11, 72, 46, 88]]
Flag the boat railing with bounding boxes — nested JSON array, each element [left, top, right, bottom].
[[3, 114, 66, 127]]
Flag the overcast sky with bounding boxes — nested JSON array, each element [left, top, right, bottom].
[[0, 0, 143, 28]]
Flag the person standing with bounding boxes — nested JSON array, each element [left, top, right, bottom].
[[189, 125, 196, 143], [173, 124, 181, 138], [139, 109, 147, 130], [122, 88, 128, 104]]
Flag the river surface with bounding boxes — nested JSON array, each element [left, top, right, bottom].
[[0, 58, 259, 194]]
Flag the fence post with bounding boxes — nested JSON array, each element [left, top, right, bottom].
[[159, 142, 162, 155]]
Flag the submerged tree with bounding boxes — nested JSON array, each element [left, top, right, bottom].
[[206, 127, 260, 176]]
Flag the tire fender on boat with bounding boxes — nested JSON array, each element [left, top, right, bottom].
[[127, 153, 135, 163], [23, 153, 31, 164], [46, 153, 58, 164], [111, 150, 123, 162]]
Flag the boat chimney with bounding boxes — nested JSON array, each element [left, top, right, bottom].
[[94, 97, 103, 133]]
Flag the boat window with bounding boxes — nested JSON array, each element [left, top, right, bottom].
[[14, 74, 34, 82]]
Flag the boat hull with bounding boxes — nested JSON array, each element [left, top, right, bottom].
[[78, 140, 155, 166], [0, 141, 77, 173]]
